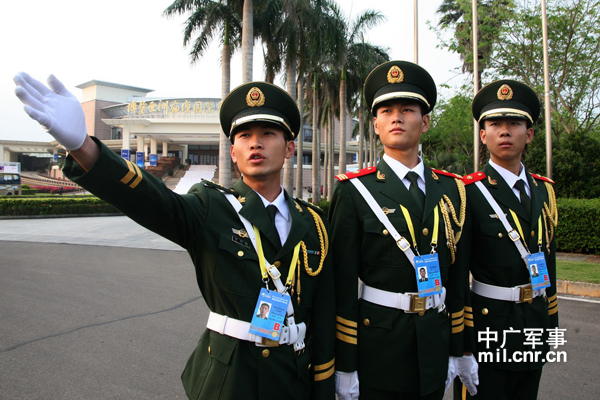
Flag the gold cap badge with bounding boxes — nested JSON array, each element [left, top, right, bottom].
[[497, 84, 513, 100], [246, 87, 266, 107], [387, 65, 404, 83]]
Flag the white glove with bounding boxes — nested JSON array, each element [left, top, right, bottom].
[[456, 354, 479, 396], [14, 72, 87, 150], [335, 370, 359, 400], [445, 356, 458, 392]]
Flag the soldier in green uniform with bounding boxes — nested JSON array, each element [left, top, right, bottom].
[[455, 80, 559, 400], [14, 73, 335, 400], [329, 60, 477, 400]]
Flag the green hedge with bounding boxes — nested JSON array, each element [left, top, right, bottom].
[[0, 197, 121, 216], [555, 198, 600, 254], [1, 196, 598, 255]]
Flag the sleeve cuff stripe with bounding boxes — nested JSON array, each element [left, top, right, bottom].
[[336, 325, 357, 335], [336, 331, 358, 345], [121, 160, 137, 185], [452, 325, 465, 334], [452, 309, 465, 318], [336, 316, 358, 328], [452, 316, 465, 326], [314, 358, 335, 371], [314, 366, 335, 381], [464, 306, 473, 312], [130, 164, 143, 188], [465, 320, 474, 327], [548, 307, 558, 316]]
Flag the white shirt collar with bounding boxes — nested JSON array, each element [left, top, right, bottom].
[[383, 154, 425, 180], [383, 154, 426, 192], [489, 160, 530, 196], [257, 187, 290, 222]]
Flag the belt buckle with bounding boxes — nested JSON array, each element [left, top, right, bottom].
[[520, 286, 533, 303], [410, 294, 426, 316], [261, 337, 280, 347]]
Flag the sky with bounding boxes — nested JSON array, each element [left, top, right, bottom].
[[0, 0, 465, 142]]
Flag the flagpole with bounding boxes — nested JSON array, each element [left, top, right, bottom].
[[541, 0, 552, 178], [472, 0, 480, 172]]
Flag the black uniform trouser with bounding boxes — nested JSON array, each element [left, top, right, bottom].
[[453, 364, 543, 400], [361, 384, 444, 400]]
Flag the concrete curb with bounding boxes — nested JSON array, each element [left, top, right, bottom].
[[557, 279, 600, 298]]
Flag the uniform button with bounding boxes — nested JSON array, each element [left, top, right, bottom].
[[237, 251, 244, 257], [531, 231, 536, 237], [482, 308, 489, 315], [262, 349, 270, 358], [308, 364, 312, 370], [382, 229, 389, 235], [498, 233, 503, 238], [422, 228, 429, 236], [363, 318, 370, 326], [274, 261, 281, 268], [208, 346, 211, 354]]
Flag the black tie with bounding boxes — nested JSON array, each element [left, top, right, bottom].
[[406, 171, 425, 212], [514, 179, 531, 215], [266, 204, 281, 247]]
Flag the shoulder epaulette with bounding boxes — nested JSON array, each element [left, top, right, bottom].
[[462, 171, 486, 185], [295, 198, 326, 216], [530, 173, 555, 184], [430, 168, 463, 179], [335, 167, 377, 181], [201, 179, 236, 195]]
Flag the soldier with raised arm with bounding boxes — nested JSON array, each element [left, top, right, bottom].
[[14, 73, 335, 400]]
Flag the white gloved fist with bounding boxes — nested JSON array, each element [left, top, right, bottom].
[[456, 354, 479, 396], [335, 370, 359, 400], [14, 72, 87, 150], [445, 356, 458, 392]]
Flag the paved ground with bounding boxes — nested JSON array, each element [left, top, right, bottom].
[[1, 216, 599, 399]]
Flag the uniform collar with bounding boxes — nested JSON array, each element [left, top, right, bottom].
[[489, 160, 530, 196], [256, 187, 290, 222], [383, 154, 425, 184]]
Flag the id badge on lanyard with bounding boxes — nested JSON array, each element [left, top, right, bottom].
[[527, 252, 551, 290], [415, 254, 443, 297], [249, 288, 291, 341]]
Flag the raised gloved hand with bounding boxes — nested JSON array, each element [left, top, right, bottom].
[[445, 356, 458, 392], [14, 72, 87, 150], [335, 370, 359, 400], [456, 354, 479, 396]]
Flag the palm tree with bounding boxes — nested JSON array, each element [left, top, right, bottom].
[[163, 0, 242, 187], [346, 41, 389, 169], [330, 5, 385, 175]]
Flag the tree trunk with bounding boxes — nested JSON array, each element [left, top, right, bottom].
[[218, 31, 232, 187], [358, 90, 365, 169], [311, 75, 321, 203], [338, 68, 347, 175], [283, 61, 297, 195], [295, 77, 304, 199], [241, 0, 253, 83]]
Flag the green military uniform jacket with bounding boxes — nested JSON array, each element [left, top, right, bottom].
[[328, 160, 473, 395], [63, 138, 335, 400], [464, 163, 558, 372]]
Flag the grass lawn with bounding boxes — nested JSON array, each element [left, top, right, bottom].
[[556, 260, 600, 284]]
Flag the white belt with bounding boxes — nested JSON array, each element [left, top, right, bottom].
[[206, 311, 306, 350], [360, 283, 446, 314], [472, 279, 545, 303]]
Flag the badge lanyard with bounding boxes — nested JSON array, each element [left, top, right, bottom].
[[400, 205, 440, 255], [254, 226, 301, 289], [509, 210, 544, 254]]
